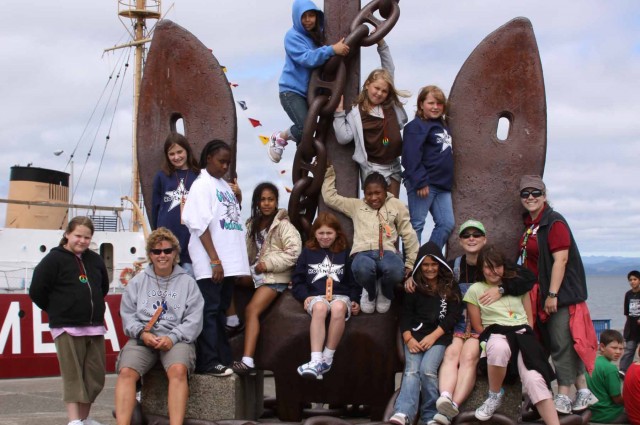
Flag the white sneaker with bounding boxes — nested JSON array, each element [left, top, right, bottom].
[[433, 413, 452, 425], [389, 412, 409, 425], [554, 393, 572, 414], [375, 279, 391, 313], [267, 131, 287, 163], [571, 389, 597, 412], [360, 288, 375, 313], [475, 389, 504, 421], [375, 292, 391, 313], [436, 393, 459, 416], [68, 421, 83, 425]]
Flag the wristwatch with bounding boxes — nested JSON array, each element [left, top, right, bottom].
[[498, 287, 505, 295], [548, 291, 558, 298]]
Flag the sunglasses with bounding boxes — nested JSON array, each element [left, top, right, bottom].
[[460, 232, 485, 239], [150, 247, 175, 255], [520, 189, 544, 199]]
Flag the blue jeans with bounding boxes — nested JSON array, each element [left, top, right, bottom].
[[279, 91, 308, 144], [394, 344, 446, 423], [195, 277, 233, 372], [351, 250, 405, 301], [407, 186, 454, 248]]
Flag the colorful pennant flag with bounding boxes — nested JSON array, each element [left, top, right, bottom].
[[259, 135, 270, 145], [248, 118, 262, 127], [229, 82, 239, 88], [285, 186, 293, 193], [237, 100, 247, 110], [221, 65, 228, 73]]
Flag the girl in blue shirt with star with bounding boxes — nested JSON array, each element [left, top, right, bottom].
[[291, 212, 361, 380], [151, 133, 200, 275]]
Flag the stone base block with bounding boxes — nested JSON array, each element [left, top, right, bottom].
[[141, 369, 263, 421]]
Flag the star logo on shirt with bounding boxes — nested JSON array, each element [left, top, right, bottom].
[[436, 129, 452, 152], [309, 255, 344, 283], [163, 178, 188, 212]]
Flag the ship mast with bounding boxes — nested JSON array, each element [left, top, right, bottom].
[[105, 0, 161, 232]]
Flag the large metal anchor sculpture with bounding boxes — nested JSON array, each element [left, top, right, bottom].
[[135, 4, 586, 425]]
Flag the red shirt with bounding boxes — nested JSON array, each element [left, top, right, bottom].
[[519, 203, 571, 277], [624, 362, 640, 425]]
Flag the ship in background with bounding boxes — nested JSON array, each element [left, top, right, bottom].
[[0, 0, 161, 379]]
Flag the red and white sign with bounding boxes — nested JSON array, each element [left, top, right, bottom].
[[0, 294, 128, 378]]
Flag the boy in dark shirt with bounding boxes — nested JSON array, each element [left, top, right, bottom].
[[621, 270, 640, 373]]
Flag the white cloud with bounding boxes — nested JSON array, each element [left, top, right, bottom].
[[1, 0, 639, 257]]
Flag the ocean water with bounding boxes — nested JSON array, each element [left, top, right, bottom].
[[585, 275, 630, 331]]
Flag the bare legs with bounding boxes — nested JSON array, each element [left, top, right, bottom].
[[310, 300, 347, 352], [388, 179, 401, 200], [115, 368, 140, 425], [438, 337, 480, 406], [243, 286, 279, 357], [66, 402, 92, 423], [115, 365, 189, 425], [166, 364, 189, 425]]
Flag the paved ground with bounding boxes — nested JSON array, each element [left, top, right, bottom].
[[0, 374, 281, 425]]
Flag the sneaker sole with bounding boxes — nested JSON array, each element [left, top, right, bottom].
[[474, 412, 493, 422], [299, 371, 322, 380], [208, 370, 233, 377], [232, 368, 257, 376], [267, 148, 282, 163], [436, 399, 459, 417], [433, 413, 451, 425]]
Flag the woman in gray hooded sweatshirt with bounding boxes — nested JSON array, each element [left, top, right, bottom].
[[114, 227, 204, 425]]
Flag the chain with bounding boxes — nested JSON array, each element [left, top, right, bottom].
[[288, 0, 401, 238]]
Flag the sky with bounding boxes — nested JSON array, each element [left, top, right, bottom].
[[1, 1, 639, 257]]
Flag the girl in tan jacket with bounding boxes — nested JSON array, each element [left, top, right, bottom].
[[322, 165, 419, 314], [231, 183, 302, 374]]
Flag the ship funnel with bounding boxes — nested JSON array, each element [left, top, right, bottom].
[[5, 166, 70, 230]]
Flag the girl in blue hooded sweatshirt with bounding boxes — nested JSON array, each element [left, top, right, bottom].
[[267, 0, 350, 163], [401, 85, 455, 249]]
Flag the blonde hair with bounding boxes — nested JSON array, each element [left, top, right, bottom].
[[415, 85, 447, 120], [146, 227, 181, 265], [354, 68, 410, 113]]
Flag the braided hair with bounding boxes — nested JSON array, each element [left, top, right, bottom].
[[199, 139, 230, 169]]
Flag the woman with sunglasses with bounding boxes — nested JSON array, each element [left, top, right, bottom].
[[115, 227, 204, 425], [518, 175, 597, 415]]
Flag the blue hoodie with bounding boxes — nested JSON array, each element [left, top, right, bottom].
[[278, 0, 335, 97], [401, 117, 454, 192]]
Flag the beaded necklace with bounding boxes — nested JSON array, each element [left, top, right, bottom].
[[519, 224, 538, 266]]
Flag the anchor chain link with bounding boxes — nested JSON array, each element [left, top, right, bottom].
[[288, 0, 400, 238]]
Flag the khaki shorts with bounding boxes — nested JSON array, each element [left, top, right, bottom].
[[116, 339, 196, 376], [306, 295, 352, 321], [360, 159, 402, 186], [54, 332, 106, 403]]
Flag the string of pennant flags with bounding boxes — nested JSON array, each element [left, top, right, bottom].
[[219, 60, 293, 194]]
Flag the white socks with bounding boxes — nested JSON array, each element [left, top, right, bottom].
[[226, 314, 240, 327], [322, 347, 336, 365], [242, 356, 255, 368]]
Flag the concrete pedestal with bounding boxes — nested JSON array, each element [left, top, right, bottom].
[[141, 369, 264, 421]]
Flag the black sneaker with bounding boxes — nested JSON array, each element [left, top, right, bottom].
[[231, 360, 256, 376], [207, 363, 232, 377]]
